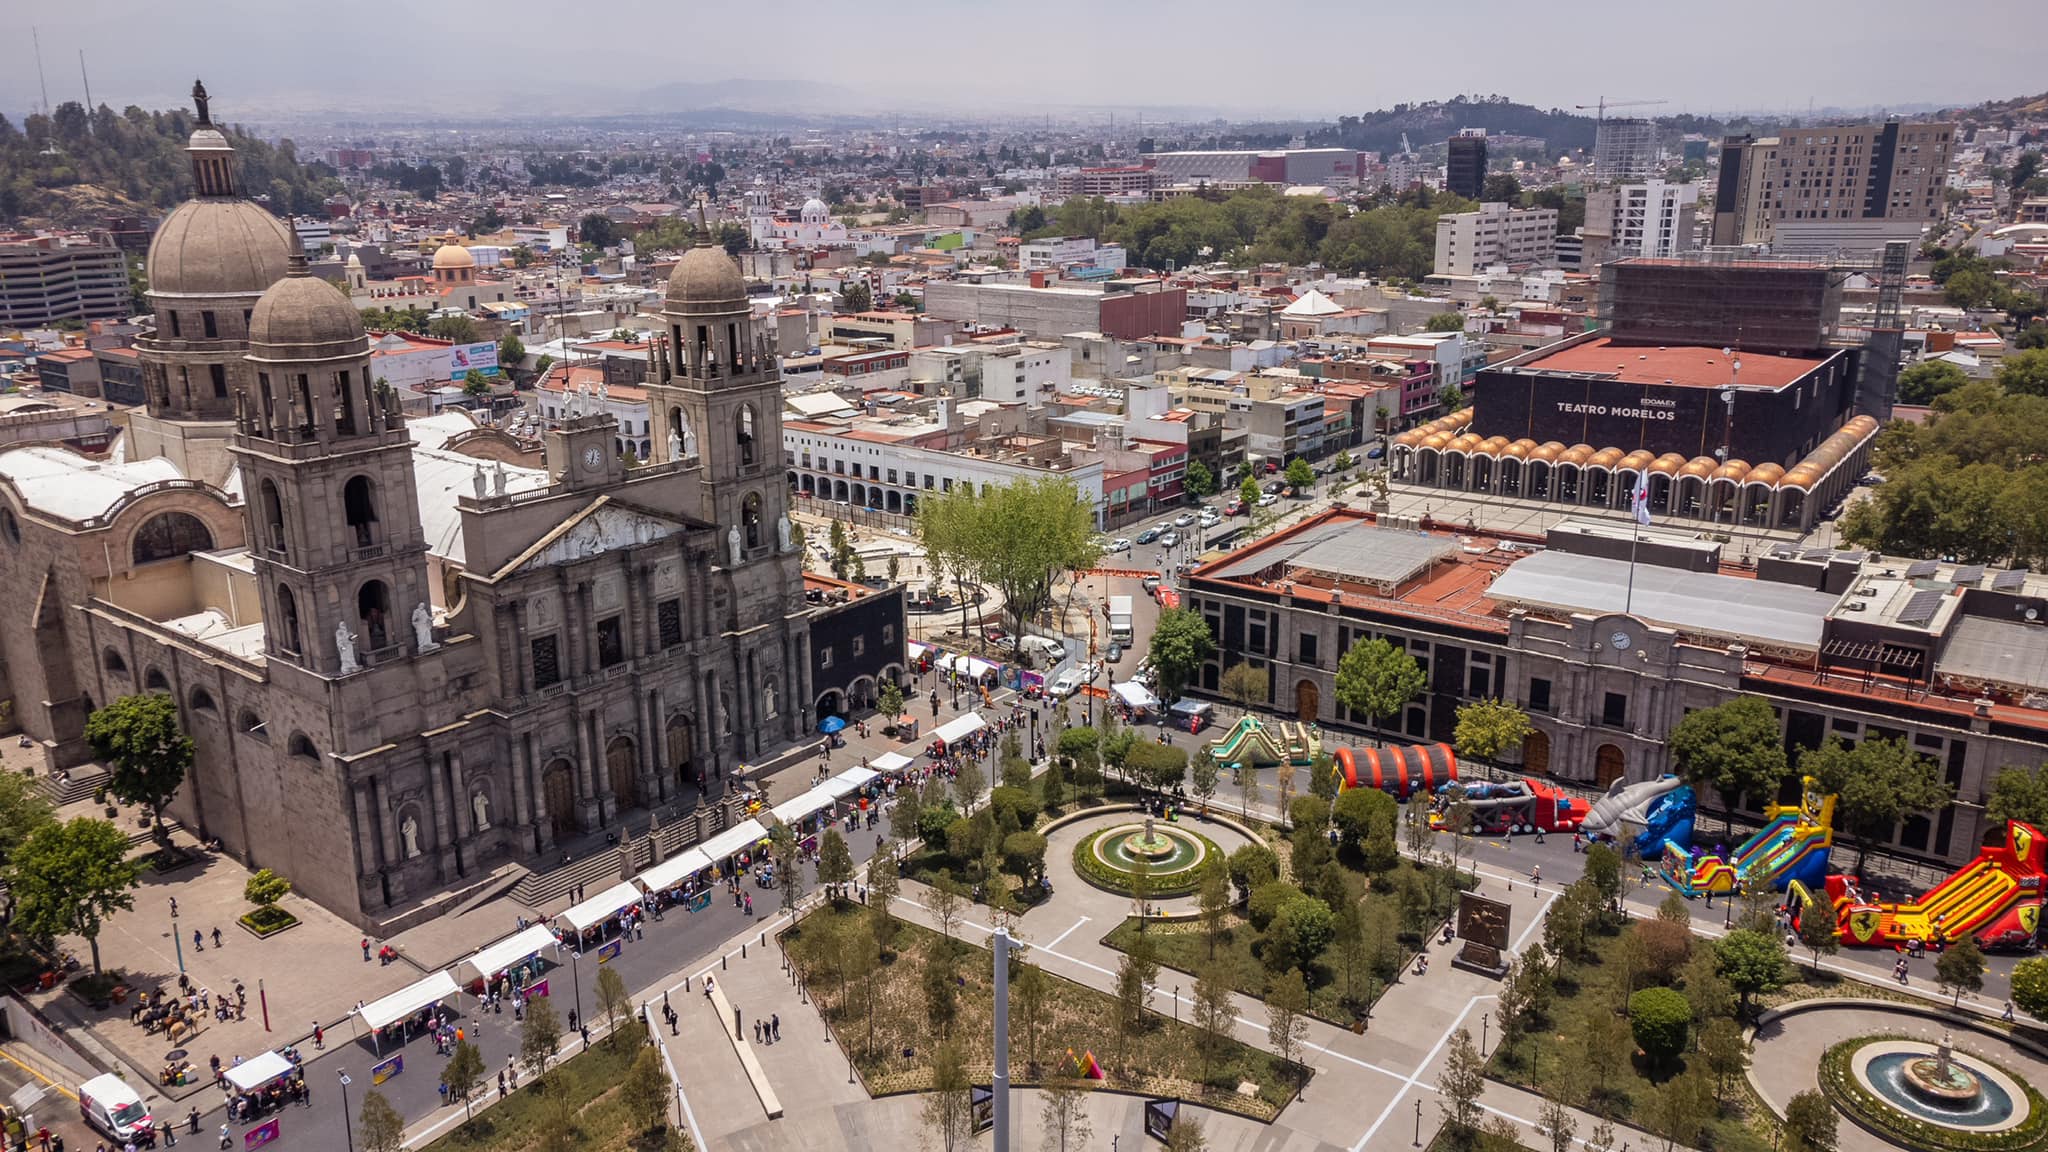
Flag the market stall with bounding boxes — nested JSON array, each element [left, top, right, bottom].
[[555, 881, 645, 948], [870, 751, 915, 775], [928, 711, 987, 755], [456, 925, 560, 994], [352, 971, 461, 1054]]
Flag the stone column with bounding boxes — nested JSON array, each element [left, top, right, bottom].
[[510, 601, 532, 696], [576, 709, 601, 830], [426, 747, 455, 881], [637, 689, 662, 805], [650, 686, 672, 802], [508, 731, 531, 834]]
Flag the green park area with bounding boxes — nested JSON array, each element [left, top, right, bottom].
[[417, 1012, 688, 1152]]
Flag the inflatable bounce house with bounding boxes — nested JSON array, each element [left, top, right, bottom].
[[1660, 776, 1833, 897], [1788, 820, 2046, 950], [1428, 777, 1583, 834], [1334, 743, 1457, 799], [1206, 714, 1319, 771], [1578, 775, 1697, 862]]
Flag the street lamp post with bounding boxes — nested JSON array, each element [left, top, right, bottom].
[[1414, 1097, 1423, 1146], [569, 949, 584, 1033], [1481, 1011, 1489, 1055], [338, 1071, 354, 1152]]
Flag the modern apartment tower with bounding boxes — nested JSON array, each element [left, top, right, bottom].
[[1445, 129, 1488, 200], [1710, 121, 1955, 253]]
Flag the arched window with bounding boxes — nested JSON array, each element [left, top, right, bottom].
[[737, 406, 756, 466], [288, 732, 318, 760], [343, 476, 379, 548], [358, 580, 391, 650], [238, 709, 266, 737], [259, 480, 286, 552], [131, 511, 214, 564], [103, 648, 127, 675], [189, 687, 217, 713], [0, 506, 18, 546], [276, 583, 302, 654], [742, 492, 762, 549], [145, 668, 170, 693]]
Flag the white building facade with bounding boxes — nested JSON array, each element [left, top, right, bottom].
[[1433, 203, 1560, 277]]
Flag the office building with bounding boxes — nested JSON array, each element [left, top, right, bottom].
[[1592, 118, 1660, 184], [1580, 181, 1698, 264], [1143, 148, 1369, 187], [1433, 203, 1560, 277], [1445, 130, 1488, 200], [1052, 166, 1159, 197], [0, 234, 132, 327], [1710, 122, 1955, 252]]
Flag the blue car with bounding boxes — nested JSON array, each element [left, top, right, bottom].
[[1136, 527, 1162, 544]]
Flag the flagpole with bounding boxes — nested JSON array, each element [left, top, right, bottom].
[[1625, 519, 1640, 617]]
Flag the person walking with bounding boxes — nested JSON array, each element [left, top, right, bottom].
[[312, 1022, 323, 1050], [193, 930, 203, 953], [771, 1013, 781, 1042], [211, 927, 222, 948]]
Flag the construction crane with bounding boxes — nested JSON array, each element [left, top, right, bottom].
[[1576, 97, 1670, 123]]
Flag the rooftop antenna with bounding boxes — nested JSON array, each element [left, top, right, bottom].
[[31, 27, 51, 117]]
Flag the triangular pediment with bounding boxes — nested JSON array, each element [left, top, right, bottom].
[[492, 496, 690, 578]]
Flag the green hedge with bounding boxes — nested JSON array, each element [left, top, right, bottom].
[[1070, 826, 1221, 899], [238, 906, 300, 937], [1817, 1035, 2048, 1152]]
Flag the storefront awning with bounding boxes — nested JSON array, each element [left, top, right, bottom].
[[356, 971, 461, 1032], [831, 765, 880, 792], [556, 881, 643, 935], [457, 925, 560, 986]]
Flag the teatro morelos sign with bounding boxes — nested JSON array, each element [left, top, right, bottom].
[[1553, 395, 1682, 421]]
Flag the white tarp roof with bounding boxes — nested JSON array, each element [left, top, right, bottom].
[[224, 1050, 298, 1094], [871, 751, 915, 774], [695, 818, 770, 865], [907, 642, 931, 659], [957, 657, 997, 678], [832, 765, 880, 791], [935, 652, 959, 671], [636, 846, 712, 893], [556, 881, 644, 935], [1485, 550, 1837, 654], [355, 971, 461, 1033], [458, 925, 560, 985], [1113, 681, 1159, 709], [770, 787, 836, 826], [931, 712, 986, 745]]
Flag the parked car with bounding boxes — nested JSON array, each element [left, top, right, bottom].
[[1199, 511, 1222, 528], [1366, 444, 1386, 459], [1136, 527, 1162, 545], [1257, 493, 1279, 507], [1173, 512, 1196, 527], [1224, 499, 1245, 516], [1158, 530, 1180, 547], [1104, 641, 1125, 663], [1109, 537, 1132, 553]]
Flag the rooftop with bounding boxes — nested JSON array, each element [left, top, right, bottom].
[[1519, 338, 1820, 390]]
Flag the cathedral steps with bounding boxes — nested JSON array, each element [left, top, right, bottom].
[[509, 796, 747, 909], [35, 765, 109, 807]]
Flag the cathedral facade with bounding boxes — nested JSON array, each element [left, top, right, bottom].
[[0, 85, 818, 929]]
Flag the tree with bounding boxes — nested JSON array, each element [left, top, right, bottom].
[[1039, 1076, 1095, 1151], [1936, 937, 1986, 1007], [878, 680, 906, 724], [428, 313, 478, 343], [1482, 173, 1523, 203], [1183, 458, 1216, 499], [927, 875, 964, 945], [1542, 880, 1595, 972], [917, 476, 1101, 637], [443, 1038, 485, 1119], [1219, 661, 1268, 714], [1795, 900, 1840, 972], [1114, 944, 1154, 1064], [841, 281, 873, 313], [1987, 764, 2048, 829], [817, 829, 856, 902], [1147, 608, 1215, 706], [922, 1039, 975, 1152], [1714, 929, 1786, 1019], [1191, 747, 1220, 813], [0, 772, 52, 880], [1436, 1028, 1485, 1135], [622, 1043, 673, 1137], [1334, 638, 1426, 732], [772, 826, 806, 919], [84, 692, 191, 844], [1226, 843, 1280, 898], [1802, 737, 1954, 873], [1580, 1008, 1634, 1103], [922, 945, 959, 1040], [1332, 786, 1396, 851], [1266, 967, 1310, 1091], [1535, 1055, 1581, 1152], [1999, 348, 2048, 397], [1238, 474, 1262, 510], [521, 994, 563, 1078], [9, 818, 138, 973], [1164, 1115, 1209, 1152], [1643, 1071, 1713, 1152], [1698, 1017, 1749, 1103], [1896, 359, 1969, 405], [594, 965, 632, 1041], [1453, 699, 1531, 779], [1014, 959, 1049, 1073], [1425, 311, 1467, 333], [1285, 457, 1315, 492], [1629, 987, 1692, 1070], [358, 1090, 406, 1152], [1669, 696, 1788, 838], [497, 330, 525, 372], [1268, 894, 1337, 972], [536, 1089, 579, 1152], [2013, 956, 2048, 1020], [1783, 1089, 1838, 1152], [244, 868, 291, 916], [1191, 959, 1236, 1085], [1197, 863, 1231, 959], [577, 213, 617, 247]]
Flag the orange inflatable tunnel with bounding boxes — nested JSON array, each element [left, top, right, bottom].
[[1335, 744, 1458, 799]]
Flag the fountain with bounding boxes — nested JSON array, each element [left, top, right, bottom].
[[1118, 815, 1178, 862], [1844, 1032, 2027, 1135], [1075, 818, 1221, 897], [1901, 1032, 1984, 1106]]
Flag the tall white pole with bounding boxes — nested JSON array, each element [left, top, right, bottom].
[[993, 928, 1011, 1152]]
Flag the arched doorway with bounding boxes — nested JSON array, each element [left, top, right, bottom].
[[667, 713, 695, 791], [542, 759, 576, 842], [1295, 679, 1319, 724], [1594, 743, 1626, 789], [607, 736, 639, 810], [816, 689, 843, 719], [1522, 729, 1551, 776]]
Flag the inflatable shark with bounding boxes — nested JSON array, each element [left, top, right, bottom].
[[1581, 774, 1689, 844]]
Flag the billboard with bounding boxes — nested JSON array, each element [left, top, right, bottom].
[[450, 342, 499, 381]]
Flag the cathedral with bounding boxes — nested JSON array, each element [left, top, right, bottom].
[[0, 84, 820, 929]]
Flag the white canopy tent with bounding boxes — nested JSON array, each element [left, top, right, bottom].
[[556, 881, 644, 936], [956, 657, 997, 680], [769, 788, 836, 827], [355, 971, 461, 1033], [1113, 681, 1159, 710], [907, 641, 931, 661], [934, 652, 959, 672], [457, 926, 560, 987], [870, 751, 915, 774], [693, 818, 769, 867], [930, 712, 986, 747], [224, 1050, 298, 1094], [827, 766, 879, 798], [636, 846, 712, 894]]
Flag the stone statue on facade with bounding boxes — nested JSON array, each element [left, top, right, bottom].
[[491, 460, 507, 496], [668, 428, 683, 463], [413, 601, 436, 652], [401, 814, 421, 858], [727, 523, 743, 566], [472, 791, 491, 831], [472, 463, 487, 498], [777, 514, 794, 553], [336, 622, 359, 674]]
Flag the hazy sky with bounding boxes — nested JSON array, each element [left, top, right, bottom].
[[7, 0, 2040, 123]]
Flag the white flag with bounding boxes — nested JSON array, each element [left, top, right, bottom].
[[1631, 474, 1652, 526]]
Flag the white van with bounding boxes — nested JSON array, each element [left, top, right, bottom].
[[79, 1073, 154, 1146], [1018, 636, 1067, 664]]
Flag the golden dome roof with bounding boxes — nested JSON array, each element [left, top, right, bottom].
[[1679, 456, 1718, 479], [1477, 436, 1511, 455], [1711, 459, 1752, 483], [1448, 433, 1484, 452], [1560, 444, 1595, 466], [665, 244, 749, 313], [1423, 433, 1453, 450], [1589, 447, 1627, 469], [1619, 449, 1657, 472], [1780, 466, 1819, 490], [1531, 441, 1567, 463], [1747, 463, 1786, 486], [1502, 439, 1535, 459], [1649, 453, 1687, 476], [431, 235, 476, 269]]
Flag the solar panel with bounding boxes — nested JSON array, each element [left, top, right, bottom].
[[1993, 569, 2028, 592], [1803, 548, 1835, 562], [1896, 587, 1945, 626], [1904, 559, 1940, 579], [1952, 564, 1986, 587]]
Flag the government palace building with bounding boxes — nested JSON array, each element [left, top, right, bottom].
[[0, 88, 840, 929]]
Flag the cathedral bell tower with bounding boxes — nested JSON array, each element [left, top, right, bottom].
[[232, 242, 431, 678], [647, 242, 788, 563]]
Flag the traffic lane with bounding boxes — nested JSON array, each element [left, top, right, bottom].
[[0, 1049, 98, 1152], [194, 807, 900, 1151]]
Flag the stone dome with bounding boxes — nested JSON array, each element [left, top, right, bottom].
[[432, 238, 476, 270], [665, 244, 748, 312], [801, 196, 829, 217], [145, 198, 294, 299], [247, 268, 367, 361]]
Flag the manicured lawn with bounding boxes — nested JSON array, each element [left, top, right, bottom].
[[422, 1021, 682, 1152], [782, 902, 1307, 1121]]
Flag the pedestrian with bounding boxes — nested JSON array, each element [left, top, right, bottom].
[[753, 1020, 762, 1043], [771, 1012, 780, 1041], [1530, 864, 1541, 886], [2005, 1000, 2017, 1022], [438, 1080, 449, 1107], [497, 1071, 507, 1099], [211, 927, 222, 948], [745, 893, 753, 916], [361, 937, 372, 962], [193, 929, 203, 953], [313, 1022, 323, 1050], [169, 897, 179, 918]]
